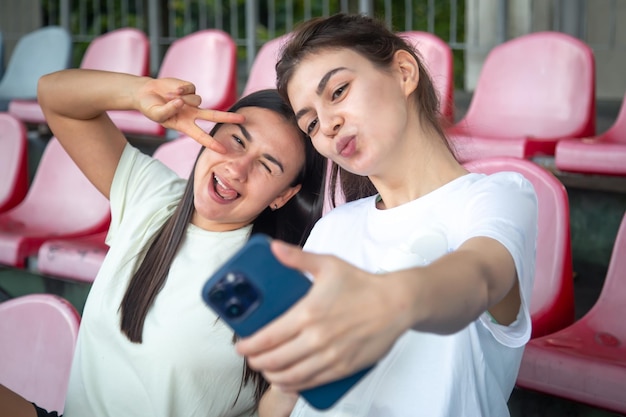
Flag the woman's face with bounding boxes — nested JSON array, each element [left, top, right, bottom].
[[287, 48, 414, 177], [192, 106, 304, 232]]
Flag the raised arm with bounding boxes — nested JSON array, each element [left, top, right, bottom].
[[38, 69, 244, 198], [236, 236, 519, 392]]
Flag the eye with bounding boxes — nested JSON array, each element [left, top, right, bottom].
[[232, 135, 245, 148], [332, 84, 347, 100], [260, 161, 272, 174], [306, 118, 318, 135]]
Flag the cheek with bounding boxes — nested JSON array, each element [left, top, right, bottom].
[[310, 136, 331, 157]]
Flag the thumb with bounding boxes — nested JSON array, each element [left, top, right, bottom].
[[270, 240, 321, 278]]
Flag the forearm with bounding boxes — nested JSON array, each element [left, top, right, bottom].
[[390, 238, 517, 335], [0, 385, 37, 417], [38, 69, 149, 121]]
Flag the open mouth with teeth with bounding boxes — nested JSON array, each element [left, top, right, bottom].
[[213, 174, 240, 201]]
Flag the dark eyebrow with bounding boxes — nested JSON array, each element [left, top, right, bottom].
[[295, 67, 347, 122], [237, 124, 253, 143], [237, 124, 284, 173], [263, 154, 284, 173]]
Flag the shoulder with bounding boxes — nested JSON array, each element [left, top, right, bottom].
[[304, 196, 376, 251], [463, 171, 534, 193], [320, 195, 375, 222]]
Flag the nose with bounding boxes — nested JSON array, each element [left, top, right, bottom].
[[225, 155, 252, 182], [319, 111, 342, 138]]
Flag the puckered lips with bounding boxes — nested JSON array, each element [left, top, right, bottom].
[[336, 135, 357, 158], [211, 173, 240, 202]]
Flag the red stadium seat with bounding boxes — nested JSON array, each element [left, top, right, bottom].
[[517, 210, 626, 415], [555, 91, 626, 176], [0, 293, 80, 414], [0, 113, 28, 213], [399, 31, 455, 124], [107, 29, 237, 138], [464, 157, 575, 338], [9, 27, 150, 125], [448, 32, 595, 162], [0, 137, 110, 268], [37, 137, 201, 283]]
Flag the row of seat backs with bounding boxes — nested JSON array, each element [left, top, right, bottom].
[[5, 25, 623, 173], [6, 27, 238, 138], [8, 27, 151, 124], [6, 27, 454, 135]]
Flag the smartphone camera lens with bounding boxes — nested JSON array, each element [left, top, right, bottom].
[[225, 300, 244, 318], [208, 287, 227, 304], [209, 272, 259, 319], [233, 281, 252, 296]]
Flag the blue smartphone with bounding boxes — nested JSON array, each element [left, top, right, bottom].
[[201, 233, 372, 410]]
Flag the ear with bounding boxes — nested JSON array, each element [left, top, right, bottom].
[[394, 49, 419, 98], [270, 183, 302, 210]]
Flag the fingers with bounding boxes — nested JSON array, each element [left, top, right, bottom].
[[168, 117, 225, 154], [236, 298, 305, 358], [196, 108, 245, 125], [270, 240, 322, 278], [179, 93, 202, 107]]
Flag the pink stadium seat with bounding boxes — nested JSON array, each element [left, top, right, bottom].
[[399, 31, 455, 123], [555, 91, 626, 176], [36, 137, 201, 283], [0, 113, 28, 213], [517, 210, 626, 414], [9, 27, 150, 125], [107, 29, 237, 138], [151, 135, 202, 177], [241, 34, 291, 97], [464, 157, 575, 338], [37, 231, 109, 283], [448, 32, 595, 162], [0, 137, 110, 268], [0, 293, 80, 413]]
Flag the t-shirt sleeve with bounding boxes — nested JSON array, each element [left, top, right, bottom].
[[107, 144, 186, 244], [463, 172, 538, 347]]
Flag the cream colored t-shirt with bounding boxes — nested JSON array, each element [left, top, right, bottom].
[[63, 144, 257, 417]]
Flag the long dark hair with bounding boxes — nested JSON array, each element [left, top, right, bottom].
[[276, 13, 455, 208], [119, 89, 326, 404]]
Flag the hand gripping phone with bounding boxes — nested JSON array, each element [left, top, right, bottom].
[[201, 233, 372, 410]]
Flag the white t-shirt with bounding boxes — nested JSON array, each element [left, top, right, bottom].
[[63, 145, 258, 417], [291, 172, 538, 417]]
